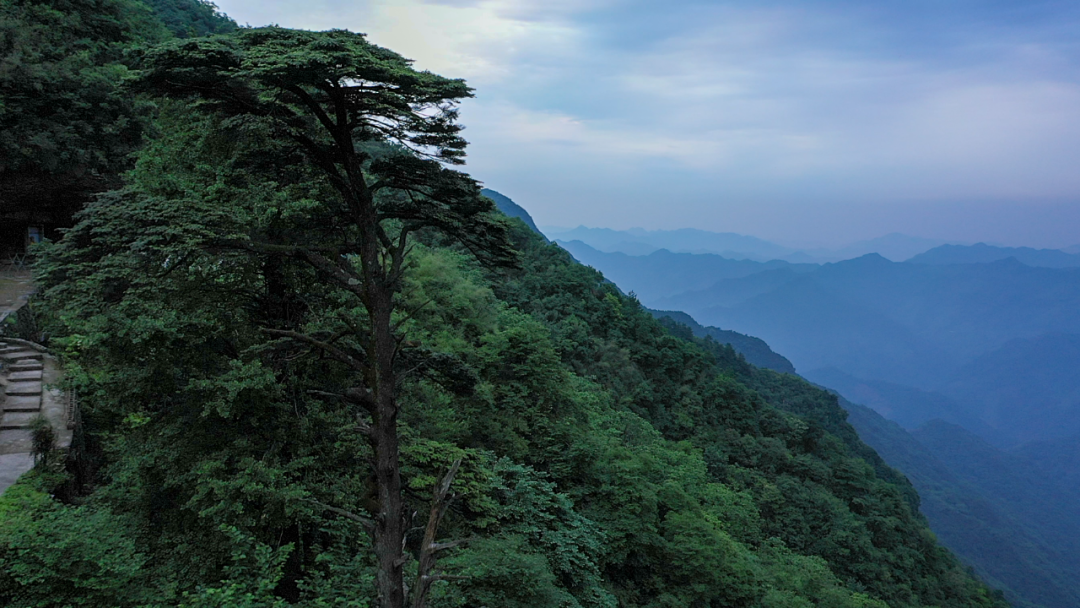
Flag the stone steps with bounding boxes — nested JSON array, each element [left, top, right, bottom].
[[0, 429, 33, 456], [8, 362, 43, 372], [8, 370, 42, 382], [0, 350, 42, 362], [0, 411, 39, 430], [5, 383, 41, 397], [3, 395, 40, 412]]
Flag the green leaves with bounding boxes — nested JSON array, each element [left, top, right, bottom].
[[134, 27, 471, 162], [0, 0, 160, 212], [0, 473, 149, 607]]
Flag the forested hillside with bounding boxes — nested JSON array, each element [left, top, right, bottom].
[[0, 2, 1010, 606], [0, 0, 163, 216], [843, 401, 1080, 608], [647, 309, 797, 374]]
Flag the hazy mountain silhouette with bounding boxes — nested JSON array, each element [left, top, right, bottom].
[[799, 232, 949, 262], [939, 333, 1080, 445], [545, 226, 946, 262], [909, 243, 1080, 268], [1015, 433, 1080, 495], [649, 256, 1080, 397], [556, 240, 809, 298], [568, 243, 1080, 447], [545, 226, 794, 260], [806, 367, 981, 430]]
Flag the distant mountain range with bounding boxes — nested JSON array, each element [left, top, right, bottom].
[[910, 243, 1080, 268], [543, 225, 950, 262], [557, 240, 813, 299], [545, 224, 1080, 268], [543, 226, 794, 260], [564, 243, 1080, 415]]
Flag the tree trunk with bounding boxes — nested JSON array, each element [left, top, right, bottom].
[[372, 289, 404, 608], [360, 195, 406, 608]]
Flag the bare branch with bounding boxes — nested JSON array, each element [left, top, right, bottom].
[[430, 538, 470, 553], [436, 458, 463, 502], [411, 457, 466, 608], [302, 498, 375, 533]]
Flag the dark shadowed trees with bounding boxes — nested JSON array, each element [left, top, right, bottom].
[[0, 0, 164, 250]]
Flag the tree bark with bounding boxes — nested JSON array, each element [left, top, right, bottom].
[[371, 285, 405, 608]]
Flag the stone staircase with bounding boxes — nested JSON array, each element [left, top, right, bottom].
[[1, 345, 44, 433], [0, 340, 70, 491]]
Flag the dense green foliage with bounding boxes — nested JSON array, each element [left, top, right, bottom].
[[648, 309, 796, 374], [140, 0, 235, 38], [0, 0, 163, 206], [1, 2, 1010, 606], [481, 189, 546, 238], [0, 0, 231, 221]]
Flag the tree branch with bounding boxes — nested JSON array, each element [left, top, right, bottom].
[[295, 250, 367, 303], [305, 390, 377, 426], [262, 328, 367, 372], [411, 458, 466, 608], [302, 498, 375, 533], [285, 83, 343, 148]]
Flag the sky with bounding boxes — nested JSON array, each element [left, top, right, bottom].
[[212, 0, 1080, 249]]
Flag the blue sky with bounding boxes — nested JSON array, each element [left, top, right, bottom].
[[213, 0, 1080, 248]]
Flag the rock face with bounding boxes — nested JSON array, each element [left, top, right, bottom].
[[0, 340, 71, 492]]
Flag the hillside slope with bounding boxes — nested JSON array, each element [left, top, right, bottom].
[[481, 188, 545, 237], [648, 308, 797, 374], [844, 403, 1080, 608]]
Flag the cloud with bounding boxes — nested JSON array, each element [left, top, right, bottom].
[[213, 0, 1080, 246]]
